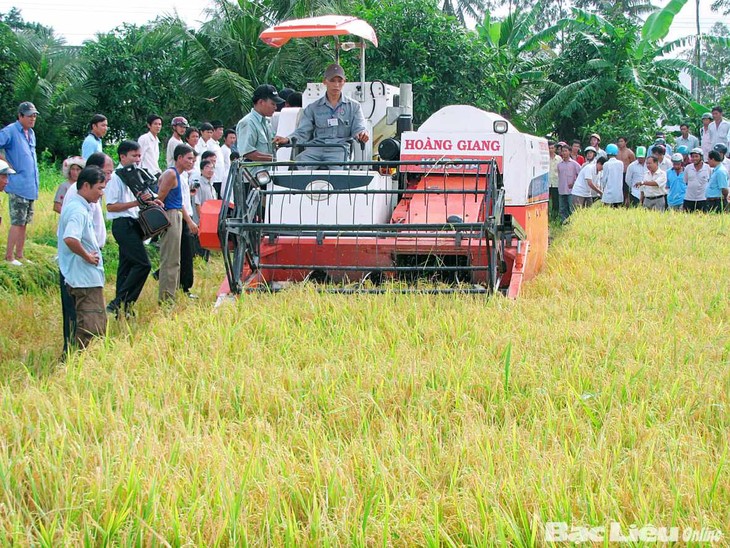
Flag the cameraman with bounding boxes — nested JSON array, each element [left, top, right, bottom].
[[105, 140, 161, 316]]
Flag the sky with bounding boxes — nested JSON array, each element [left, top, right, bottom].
[[0, 0, 726, 46]]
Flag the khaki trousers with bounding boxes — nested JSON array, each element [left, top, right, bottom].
[[67, 285, 107, 348], [158, 209, 183, 302]]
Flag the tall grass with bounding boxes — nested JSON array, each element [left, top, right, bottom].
[[0, 193, 728, 544]]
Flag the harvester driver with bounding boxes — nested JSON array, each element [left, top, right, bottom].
[[273, 63, 368, 167]]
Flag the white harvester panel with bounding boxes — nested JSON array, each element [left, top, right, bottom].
[[265, 171, 396, 225], [400, 105, 549, 206]]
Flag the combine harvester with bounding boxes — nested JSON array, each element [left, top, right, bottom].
[[198, 16, 549, 301]]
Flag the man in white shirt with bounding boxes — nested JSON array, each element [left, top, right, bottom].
[[700, 113, 713, 157], [601, 144, 624, 207], [625, 146, 647, 206], [683, 148, 711, 212], [636, 155, 666, 211], [220, 128, 237, 185], [572, 157, 606, 209], [138, 114, 162, 177], [106, 140, 160, 315], [708, 106, 730, 149], [166, 116, 189, 168], [195, 122, 226, 186]]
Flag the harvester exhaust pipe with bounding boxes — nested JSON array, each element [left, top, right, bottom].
[[397, 83, 413, 137]]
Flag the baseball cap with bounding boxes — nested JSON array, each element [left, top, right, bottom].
[[556, 141, 568, 148], [0, 159, 16, 174], [252, 84, 284, 104], [636, 146, 646, 157], [670, 153, 683, 163], [171, 116, 189, 127], [18, 101, 39, 116], [701, 112, 712, 120], [324, 63, 346, 81], [279, 87, 295, 101]]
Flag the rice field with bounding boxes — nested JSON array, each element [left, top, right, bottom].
[[0, 189, 728, 545]]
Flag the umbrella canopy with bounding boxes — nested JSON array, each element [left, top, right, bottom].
[[260, 15, 378, 48]]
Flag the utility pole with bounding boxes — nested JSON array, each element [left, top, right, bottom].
[[694, 0, 701, 101]]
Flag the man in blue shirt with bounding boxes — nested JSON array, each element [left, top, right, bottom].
[[274, 63, 368, 167], [81, 114, 108, 159], [705, 150, 729, 213], [0, 101, 40, 266], [666, 154, 686, 210], [58, 165, 107, 349]]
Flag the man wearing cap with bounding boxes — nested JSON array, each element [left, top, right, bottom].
[[636, 156, 667, 211], [700, 113, 713, 157], [81, 114, 108, 159], [683, 148, 710, 212], [601, 144, 624, 207], [0, 159, 16, 229], [714, 143, 730, 173], [0, 101, 40, 266], [708, 106, 730, 149], [625, 146, 647, 206], [588, 133, 604, 158], [166, 116, 189, 168], [666, 153, 686, 210], [705, 150, 729, 212], [274, 63, 368, 167], [236, 84, 283, 168], [675, 123, 699, 152], [138, 114, 163, 177]]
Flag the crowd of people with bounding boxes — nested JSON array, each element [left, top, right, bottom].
[[0, 62, 370, 355], [547, 106, 730, 223]]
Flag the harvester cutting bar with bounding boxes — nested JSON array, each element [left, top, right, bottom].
[[218, 158, 511, 294]]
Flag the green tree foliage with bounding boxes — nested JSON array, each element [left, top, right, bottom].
[[0, 22, 18, 126], [536, 1, 711, 141], [353, 0, 500, 125], [8, 30, 92, 159], [81, 22, 194, 146], [439, 0, 486, 26], [691, 23, 730, 106], [148, 0, 327, 129], [476, 5, 561, 129]]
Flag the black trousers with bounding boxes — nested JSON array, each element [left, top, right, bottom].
[[60, 271, 76, 354], [705, 198, 726, 213], [180, 222, 194, 293], [683, 199, 706, 212], [110, 217, 151, 311]]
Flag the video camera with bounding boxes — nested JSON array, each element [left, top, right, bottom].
[[114, 165, 158, 206]]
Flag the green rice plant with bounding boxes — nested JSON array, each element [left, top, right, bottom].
[[1, 197, 730, 544]]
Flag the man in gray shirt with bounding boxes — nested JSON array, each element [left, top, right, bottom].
[[274, 63, 368, 167], [674, 123, 699, 152]]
